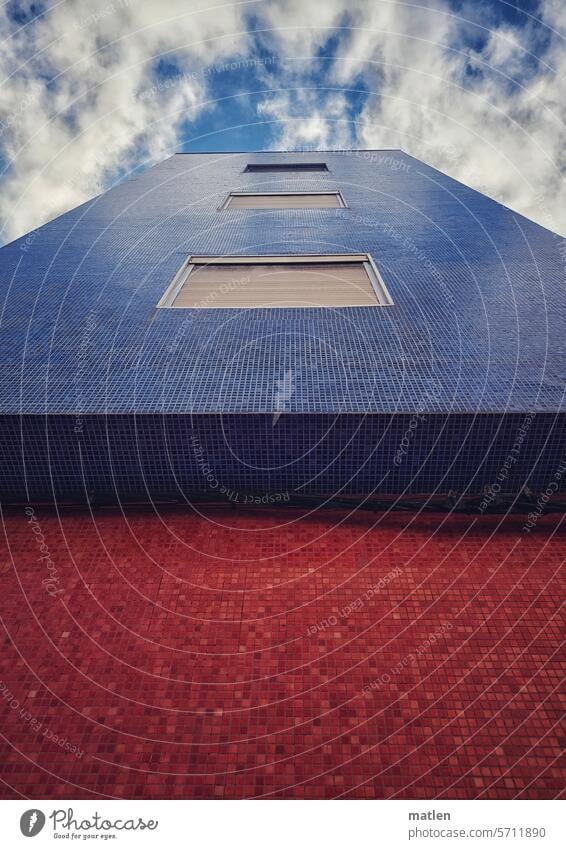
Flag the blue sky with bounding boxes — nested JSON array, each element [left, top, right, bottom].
[[0, 0, 564, 241]]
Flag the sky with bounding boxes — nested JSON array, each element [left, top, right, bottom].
[[0, 0, 564, 243]]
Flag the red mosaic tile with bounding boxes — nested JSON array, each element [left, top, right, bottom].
[[0, 505, 564, 799]]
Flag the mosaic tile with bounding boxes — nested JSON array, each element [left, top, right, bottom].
[[0, 506, 563, 799], [0, 151, 564, 499]]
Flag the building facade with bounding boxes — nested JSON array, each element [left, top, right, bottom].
[[0, 150, 564, 502]]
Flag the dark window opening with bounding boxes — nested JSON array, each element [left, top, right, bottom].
[[244, 162, 329, 173]]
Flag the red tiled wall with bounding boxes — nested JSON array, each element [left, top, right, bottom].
[[0, 506, 563, 799]]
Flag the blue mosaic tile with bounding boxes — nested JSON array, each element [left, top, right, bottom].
[[0, 413, 563, 502], [0, 151, 564, 498]]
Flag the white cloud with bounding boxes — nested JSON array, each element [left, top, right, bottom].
[[0, 0, 250, 241], [259, 90, 355, 150], [0, 0, 564, 240], [259, 0, 566, 234]]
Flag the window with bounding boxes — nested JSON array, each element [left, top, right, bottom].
[[222, 192, 345, 210], [244, 162, 329, 173], [158, 255, 393, 309]]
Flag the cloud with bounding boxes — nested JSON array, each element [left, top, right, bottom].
[[0, 0, 564, 240], [258, 0, 566, 234], [259, 90, 355, 150], [0, 0, 250, 242]]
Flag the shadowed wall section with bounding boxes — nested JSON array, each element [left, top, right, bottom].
[[0, 413, 563, 503], [0, 151, 564, 501]]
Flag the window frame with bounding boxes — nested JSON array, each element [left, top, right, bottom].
[[219, 191, 347, 210], [157, 254, 393, 310], [243, 162, 330, 173]]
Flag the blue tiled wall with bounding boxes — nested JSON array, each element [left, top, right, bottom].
[[0, 413, 563, 502], [0, 151, 564, 499]]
